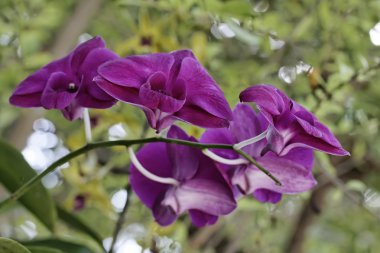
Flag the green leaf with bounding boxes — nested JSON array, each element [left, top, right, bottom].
[[22, 239, 93, 253], [0, 237, 32, 253], [27, 246, 63, 253], [56, 205, 103, 248], [0, 140, 56, 231]]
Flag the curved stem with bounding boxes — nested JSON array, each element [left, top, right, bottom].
[[234, 148, 282, 186], [0, 136, 281, 210], [128, 147, 179, 185], [83, 108, 92, 143], [108, 185, 132, 253], [202, 149, 247, 165], [233, 129, 268, 150]]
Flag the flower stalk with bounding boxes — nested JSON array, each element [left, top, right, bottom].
[[128, 147, 179, 185], [83, 108, 93, 143], [202, 149, 247, 165], [233, 128, 268, 150], [0, 136, 281, 211]]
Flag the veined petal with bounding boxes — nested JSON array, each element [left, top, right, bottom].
[[98, 53, 174, 88], [232, 155, 317, 195], [239, 84, 290, 115], [76, 47, 118, 106], [282, 133, 350, 156], [167, 50, 195, 86], [175, 105, 230, 128], [70, 36, 105, 71], [94, 76, 141, 104], [167, 126, 199, 181], [139, 72, 185, 113], [162, 178, 236, 216], [230, 104, 268, 157], [177, 57, 232, 122], [275, 148, 314, 170], [200, 128, 237, 160], [130, 142, 172, 208], [9, 68, 49, 107]]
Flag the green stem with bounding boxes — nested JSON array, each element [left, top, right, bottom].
[[0, 136, 281, 210], [234, 148, 282, 186]]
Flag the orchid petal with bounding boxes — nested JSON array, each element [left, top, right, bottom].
[[70, 36, 105, 71], [232, 155, 317, 195], [166, 126, 199, 181], [9, 68, 49, 107], [253, 189, 282, 204], [162, 178, 236, 216], [130, 142, 172, 208], [178, 57, 232, 122], [175, 105, 230, 128], [231, 104, 268, 157], [41, 72, 76, 109], [189, 210, 218, 227], [61, 102, 84, 121], [152, 192, 177, 226], [239, 84, 289, 115], [98, 53, 174, 88], [94, 76, 141, 104]]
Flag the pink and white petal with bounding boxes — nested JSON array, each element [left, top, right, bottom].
[[162, 178, 236, 216]]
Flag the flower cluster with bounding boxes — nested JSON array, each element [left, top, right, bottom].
[[9, 36, 349, 227]]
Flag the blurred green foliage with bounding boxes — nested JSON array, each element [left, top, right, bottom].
[[1, 0, 380, 252]]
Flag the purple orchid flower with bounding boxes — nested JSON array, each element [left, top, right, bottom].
[[130, 125, 236, 227], [95, 50, 233, 132], [239, 84, 349, 156], [9, 36, 118, 120], [201, 104, 317, 204]]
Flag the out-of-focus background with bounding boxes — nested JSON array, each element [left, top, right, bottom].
[[1, 0, 380, 252]]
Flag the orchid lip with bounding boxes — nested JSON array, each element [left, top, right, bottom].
[[128, 147, 179, 186], [233, 128, 269, 150], [202, 149, 247, 165]]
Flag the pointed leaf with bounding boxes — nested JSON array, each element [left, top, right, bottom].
[[27, 246, 63, 253], [0, 237, 32, 253], [22, 239, 93, 253], [0, 140, 56, 230]]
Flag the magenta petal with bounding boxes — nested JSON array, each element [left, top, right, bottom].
[[152, 193, 177, 226], [175, 105, 230, 128], [94, 76, 141, 104], [230, 104, 268, 157], [139, 72, 185, 113], [276, 148, 314, 170], [76, 47, 118, 106], [130, 142, 172, 209], [9, 68, 52, 107], [41, 72, 76, 109], [200, 128, 237, 160], [232, 156, 317, 195], [266, 127, 286, 154], [61, 101, 84, 121], [189, 210, 218, 227], [162, 178, 236, 216], [167, 50, 195, 85], [253, 189, 282, 204], [282, 133, 350, 156], [239, 84, 289, 116], [166, 126, 199, 181], [98, 53, 174, 88], [70, 36, 105, 71], [177, 57, 232, 122]]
